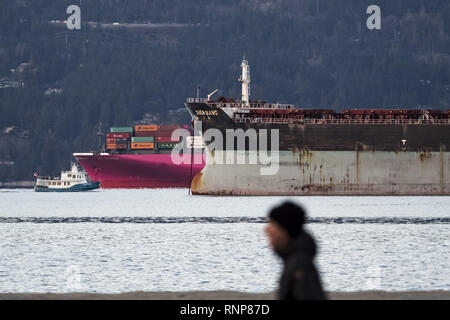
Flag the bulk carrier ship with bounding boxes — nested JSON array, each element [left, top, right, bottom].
[[185, 57, 450, 196], [74, 124, 205, 189]]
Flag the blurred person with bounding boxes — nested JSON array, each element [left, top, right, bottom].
[[265, 201, 326, 300]]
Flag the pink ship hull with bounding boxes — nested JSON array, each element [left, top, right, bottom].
[[74, 153, 205, 189]]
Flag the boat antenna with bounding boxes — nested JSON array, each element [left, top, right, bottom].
[[97, 122, 104, 152], [207, 89, 219, 101]]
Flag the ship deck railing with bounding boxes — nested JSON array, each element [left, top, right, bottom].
[[186, 98, 295, 109], [37, 176, 60, 180], [186, 98, 209, 103], [233, 118, 450, 125]]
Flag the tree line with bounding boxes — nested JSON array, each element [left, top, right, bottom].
[[0, 0, 449, 180]]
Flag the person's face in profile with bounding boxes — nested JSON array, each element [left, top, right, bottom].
[[265, 220, 290, 251]]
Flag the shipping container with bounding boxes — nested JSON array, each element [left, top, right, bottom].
[[157, 130, 181, 136], [106, 133, 130, 139], [156, 132, 176, 138], [131, 137, 155, 143], [156, 136, 181, 143], [135, 125, 158, 132], [106, 144, 117, 149], [110, 127, 133, 133], [167, 124, 189, 131], [134, 131, 156, 137], [116, 138, 129, 144], [116, 143, 128, 149], [157, 142, 178, 149], [158, 125, 181, 131], [157, 124, 186, 137], [131, 142, 155, 149]]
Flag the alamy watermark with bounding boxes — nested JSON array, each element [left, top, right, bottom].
[[170, 122, 280, 176], [65, 265, 84, 291], [367, 5, 381, 30], [64, 5, 380, 32], [365, 265, 382, 290], [66, 5, 81, 30]]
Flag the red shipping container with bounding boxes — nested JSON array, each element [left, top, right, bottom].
[[134, 131, 156, 137], [156, 136, 180, 143], [157, 133, 173, 138], [116, 143, 128, 149], [157, 129, 174, 134], [158, 125, 181, 131], [106, 133, 130, 139], [158, 128, 185, 136], [161, 124, 189, 130]]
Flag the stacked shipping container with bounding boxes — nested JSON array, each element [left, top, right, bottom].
[[132, 125, 157, 149], [106, 131, 131, 150], [156, 125, 184, 149], [106, 124, 190, 151]]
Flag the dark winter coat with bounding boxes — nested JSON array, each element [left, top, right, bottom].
[[276, 231, 327, 300]]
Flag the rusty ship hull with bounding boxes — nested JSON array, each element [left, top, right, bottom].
[[186, 102, 450, 196]]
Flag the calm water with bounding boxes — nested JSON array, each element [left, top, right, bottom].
[[0, 189, 449, 293]]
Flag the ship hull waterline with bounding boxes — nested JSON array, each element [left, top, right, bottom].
[[74, 153, 205, 189], [34, 182, 100, 192]]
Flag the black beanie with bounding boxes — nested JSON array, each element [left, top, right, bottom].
[[269, 201, 306, 238]]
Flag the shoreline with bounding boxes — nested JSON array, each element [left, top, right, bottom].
[[1, 290, 449, 300], [0, 181, 34, 189]]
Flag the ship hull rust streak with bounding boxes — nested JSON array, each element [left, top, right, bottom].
[[191, 150, 449, 196]]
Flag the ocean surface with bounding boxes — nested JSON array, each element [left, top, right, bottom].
[[0, 189, 448, 293]]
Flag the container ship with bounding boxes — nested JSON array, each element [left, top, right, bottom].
[[74, 124, 205, 189], [185, 57, 450, 196]]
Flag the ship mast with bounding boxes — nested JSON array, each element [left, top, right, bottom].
[[239, 56, 251, 106], [97, 122, 104, 153]]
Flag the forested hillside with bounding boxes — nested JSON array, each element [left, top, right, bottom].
[[0, 0, 449, 181]]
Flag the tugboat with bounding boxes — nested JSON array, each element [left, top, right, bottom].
[[34, 163, 100, 192]]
